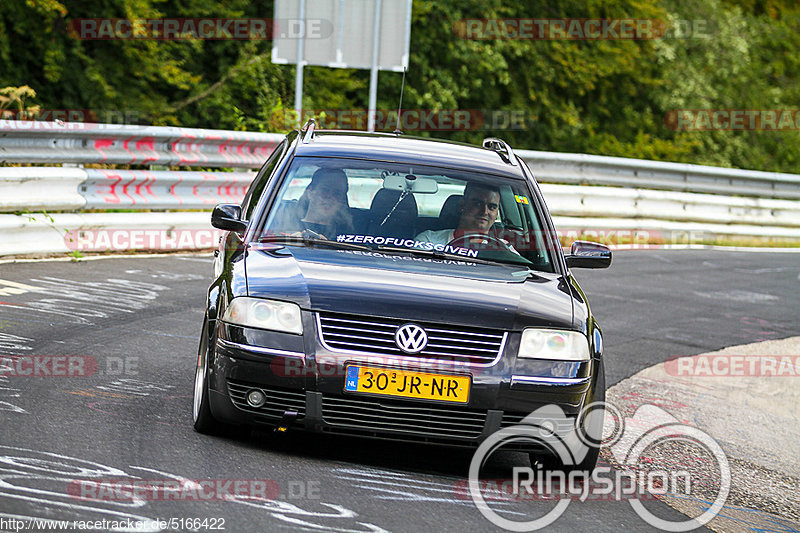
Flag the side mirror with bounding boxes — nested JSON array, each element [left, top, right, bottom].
[[565, 240, 612, 269], [211, 204, 247, 232]]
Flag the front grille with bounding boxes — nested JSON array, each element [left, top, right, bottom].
[[322, 394, 487, 441], [317, 312, 506, 365], [227, 380, 306, 419]]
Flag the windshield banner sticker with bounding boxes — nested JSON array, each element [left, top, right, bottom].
[[335, 234, 479, 258]]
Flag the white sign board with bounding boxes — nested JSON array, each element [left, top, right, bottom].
[[272, 0, 411, 72]]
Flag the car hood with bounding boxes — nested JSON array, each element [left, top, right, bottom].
[[245, 245, 574, 330]]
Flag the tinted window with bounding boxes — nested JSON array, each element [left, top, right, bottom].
[[257, 157, 554, 272]]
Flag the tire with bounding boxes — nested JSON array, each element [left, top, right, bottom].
[[192, 318, 224, 434], [530, 358, 606, 473]]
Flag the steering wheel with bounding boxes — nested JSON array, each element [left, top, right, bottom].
[[447, 232, 513, 251]]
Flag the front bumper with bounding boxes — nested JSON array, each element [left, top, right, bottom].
[[207, 318, 598, 447]]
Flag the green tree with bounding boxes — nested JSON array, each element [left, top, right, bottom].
[[1, 0, 798, 172]]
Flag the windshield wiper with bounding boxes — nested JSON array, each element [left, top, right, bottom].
[[258, 234, 372, 251]]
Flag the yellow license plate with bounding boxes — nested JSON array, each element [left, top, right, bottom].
[[344, 365, 471, 404]]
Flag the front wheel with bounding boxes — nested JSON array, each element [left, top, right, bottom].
[[530, 359, 605, 473], [192, 318, 223, 434]]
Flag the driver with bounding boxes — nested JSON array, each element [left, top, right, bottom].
[[415, 182, 502, 245], [271, 167, 354, 239]]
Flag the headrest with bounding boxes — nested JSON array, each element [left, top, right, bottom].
[[437, 194, 462, 229]]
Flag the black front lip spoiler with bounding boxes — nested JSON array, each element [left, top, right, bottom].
[[510, 375, 591, 390]]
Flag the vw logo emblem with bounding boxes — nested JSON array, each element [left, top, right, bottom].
[[395, 324, 428, 353]]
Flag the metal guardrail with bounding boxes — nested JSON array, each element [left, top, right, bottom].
[[540, 184, 800, 228], [81, 169, 253, 209], [0, 120, 282, 168], [0, 212, 220, 257], [0, 167, 254, 211], [517, 149, 800, 200], [1, 120, 800, 257]]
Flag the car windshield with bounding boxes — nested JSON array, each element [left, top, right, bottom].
[[256, 157, 555, 272]]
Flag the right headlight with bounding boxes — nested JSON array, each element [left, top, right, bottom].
[[517, 328, 590, 361], [221, 297, 303, 335]]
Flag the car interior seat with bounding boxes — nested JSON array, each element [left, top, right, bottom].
[[436, 194, 463, 230], [367, 189, 419, 239]]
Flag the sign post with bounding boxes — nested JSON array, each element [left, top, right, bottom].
[[293, 0, 306, 123], [273, 0, 412, 132]]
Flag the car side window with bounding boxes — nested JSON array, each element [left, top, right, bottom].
[[241, 139, 288, 221]]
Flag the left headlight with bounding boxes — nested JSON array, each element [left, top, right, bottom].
[[221, 297, 303, 335], [517, 328, 590, 361]]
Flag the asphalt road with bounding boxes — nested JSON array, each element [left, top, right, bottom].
[[0, 249, 797, 533]]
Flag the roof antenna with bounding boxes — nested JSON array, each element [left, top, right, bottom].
[[393, 67, 407, 135]]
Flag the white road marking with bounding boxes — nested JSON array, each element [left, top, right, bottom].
[[692, 290, 779, 303], [333, 467, 525, 515], [0, 280, 40, 297], [0, 446, 158, 531], [131, 466, 392, 532]]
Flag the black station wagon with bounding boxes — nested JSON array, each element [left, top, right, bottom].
[[193, 120, 611, 471]]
